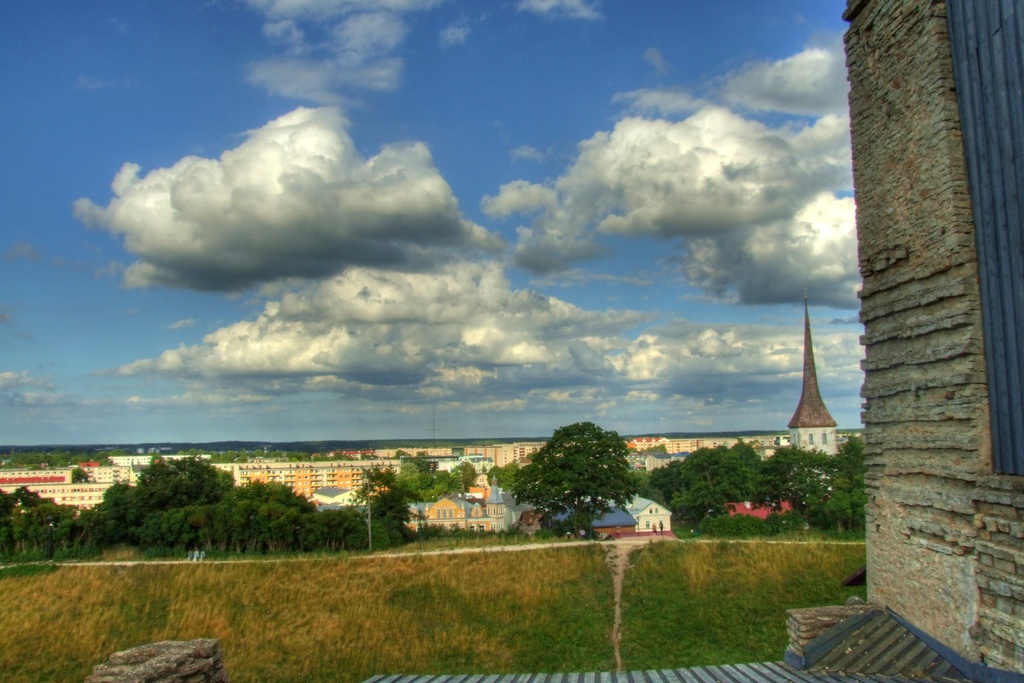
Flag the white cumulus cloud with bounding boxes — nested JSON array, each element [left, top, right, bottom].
[[74, 107, 503, 293], [113, 261, 651, 395], [489, 106, 856, 306], [718, 36, 850, 116]]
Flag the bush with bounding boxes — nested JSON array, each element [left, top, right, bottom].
[[699, 514, 767, 538]]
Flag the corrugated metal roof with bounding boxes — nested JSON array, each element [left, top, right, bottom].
[[364, 660, 956, 683]]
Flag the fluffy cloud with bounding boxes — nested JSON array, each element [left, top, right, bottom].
[[249, 11, 408, 100], [110, 261, 862, 426], [0, 371, 53, 392], [0, 371, 58, 406], [718, 37, 850, 116], [516, 0, 602, 21], [245, 0, 442, 20], [487, 38, 857, 307], [439, 24, 469, 48], [114, 261, 650, 391], [487, 107, 856, 305], [680, 193, 859, 307], [244, 0, 443, 102], [611, 89, 704, 117], [74, 107, 502, 292]]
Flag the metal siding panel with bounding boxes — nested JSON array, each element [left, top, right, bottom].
[[948, 0, 1024, 474]]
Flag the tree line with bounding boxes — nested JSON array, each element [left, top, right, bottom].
[[0, 458, 419, 561], [641, 437, 866, 534], [0, 429, 866, 560]]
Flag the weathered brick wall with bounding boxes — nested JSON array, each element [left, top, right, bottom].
[[845, 0, 1024, 671]]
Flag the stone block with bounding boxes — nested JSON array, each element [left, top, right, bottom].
[[85, 639, 228, 683]]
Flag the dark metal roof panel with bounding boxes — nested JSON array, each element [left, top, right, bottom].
[[365, 663, 956, 683], [810, 612, 967, 681], [947, 0, 1024, 474]]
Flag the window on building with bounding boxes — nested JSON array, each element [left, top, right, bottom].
[[808, 433, 814, 445], [822, 432, 828, 445]]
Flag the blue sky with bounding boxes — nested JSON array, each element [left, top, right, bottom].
[[1, 0, 861, 445]]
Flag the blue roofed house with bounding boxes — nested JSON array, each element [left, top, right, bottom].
[[591, 508, 637, 538]]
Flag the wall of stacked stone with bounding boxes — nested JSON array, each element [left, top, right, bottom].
[[973, 476, 1024, 668], [85, 639, 228, 683], [844, 0, 1023, 672]]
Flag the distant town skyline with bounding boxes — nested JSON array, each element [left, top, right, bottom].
[[1, 1, 860, 445]]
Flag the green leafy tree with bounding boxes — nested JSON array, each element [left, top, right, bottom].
[[90, 457, 233, 548], [755, 447, 832, 515], [357, 467, 414, 550], [454, 461, 479, 492], [135, 457, 234, 511], [510, 422, 637, 536], [807, 436, 867, 533], [648, 460, 686, 507], [671, 445, 758, 521]]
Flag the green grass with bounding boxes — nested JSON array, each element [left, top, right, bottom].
[[0, 541, 865, 683], [619, 541, 866, 668], [0, 546, 614, 683]]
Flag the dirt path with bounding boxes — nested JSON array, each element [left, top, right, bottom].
[[603, 535, 676, 670]]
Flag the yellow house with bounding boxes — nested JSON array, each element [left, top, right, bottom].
[[412, 496, 498, 532]]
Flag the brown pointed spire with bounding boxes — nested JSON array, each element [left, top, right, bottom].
[[788, 297, 837, 428]]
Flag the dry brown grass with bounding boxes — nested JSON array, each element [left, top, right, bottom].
[[0, 547, 614, 683]]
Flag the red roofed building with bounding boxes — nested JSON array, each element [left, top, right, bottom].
[[0, 475, 67, 485], [727, 501, 792, 520]]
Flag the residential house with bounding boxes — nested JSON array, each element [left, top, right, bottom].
[[312, 486, 358, 507], [629, 497, 671, 534]]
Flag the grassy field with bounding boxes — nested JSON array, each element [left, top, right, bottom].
[[0, 541, 865, 683], [620, 541, 867, 668]]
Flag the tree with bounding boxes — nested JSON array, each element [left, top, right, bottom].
[[488, 461, 520, 489], [134, 457, 233, 512], [357, 467, 414, 550], [671, 445, 757, 521], [648, 460, 686, 507], [454, 461, 479, 492], [755, 447, 831, 516], [807, 436, 867, 533], [510, 422, 637, 536]]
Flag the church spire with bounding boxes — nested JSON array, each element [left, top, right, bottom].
[[788, 297, 837, 429]]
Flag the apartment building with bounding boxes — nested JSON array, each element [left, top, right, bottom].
[[0, 469, 72, 485], [108, 454, 211, 468], [217, 459, 400, 499], [374, 447, 452, 458], [463, 442, 544, 468], [0, 482, 111, 508]]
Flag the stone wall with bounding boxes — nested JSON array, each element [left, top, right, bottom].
[[845, 0, 1024, 671], [85, 639, 228, 683], [974, 476, 1024, 668]]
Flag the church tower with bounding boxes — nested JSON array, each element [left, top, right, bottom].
[[788, 297, 837, 454]]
